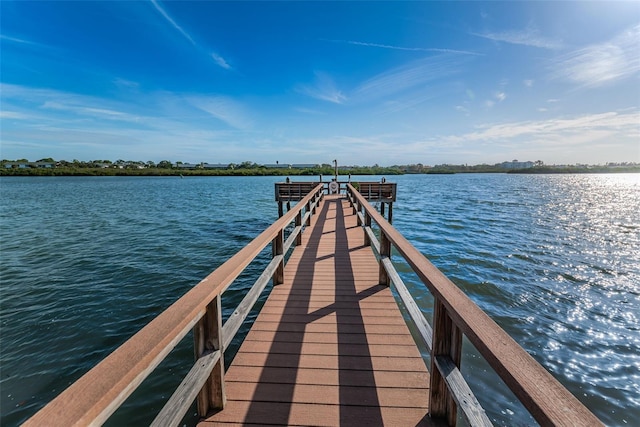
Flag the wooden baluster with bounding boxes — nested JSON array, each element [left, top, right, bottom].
[[379, 230, 391, 286], [305, 200, 311, 226], [364, 211, 372, 246], [194, 295, 225, 417], [430, 298, 462, 425], [272, 229, 284, 285], [295, 209, 303, 246]]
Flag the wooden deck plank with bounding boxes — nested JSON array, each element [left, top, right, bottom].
[[200, 195, 432, 426]]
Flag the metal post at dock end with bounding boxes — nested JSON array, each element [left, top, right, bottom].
[[272, 229, 284, 285], [194, 295, 226, 416], [429, 298, 462, 426], [379, 231, 391, 286]]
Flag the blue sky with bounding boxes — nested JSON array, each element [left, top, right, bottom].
[[1, 1, 639, 165]]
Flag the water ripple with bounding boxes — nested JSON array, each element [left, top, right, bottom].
[[1, 174, 638, 426]]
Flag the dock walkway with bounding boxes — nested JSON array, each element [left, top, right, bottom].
[[201, 194, 434, 426]]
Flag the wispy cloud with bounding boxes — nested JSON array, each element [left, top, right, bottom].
[[150, 0, 196, 45], [1, 83, 257, 162], [444, 110, 639, 143], [473, 25, 564, 50], [150, 0, 231, 70], [211, 52, 231, 70], [551, 24, 640, 88], [1, 34, 38, 45], [328, 39, 482, 56], [297, 72, 346, 104], [354, 54, 469, 101], [188, 96, 253, 129]]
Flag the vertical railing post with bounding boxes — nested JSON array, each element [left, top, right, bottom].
[[379, 230, 391, 286], [351, 190, 358, 214], [312, 192, 318, 215], [364, 211, 372, 246], [194, 295, 226, 417], [272, 229, 284, 285], [295, 209, 303, 246], [356, 200, 362, 226], [305, 200, 311, 226], [429, 298, 462, 426]]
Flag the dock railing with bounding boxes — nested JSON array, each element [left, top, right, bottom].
[[346, 183, 602, 427], [25, 184, 324, 427]]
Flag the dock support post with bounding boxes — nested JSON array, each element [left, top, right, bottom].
[[278, 202, 283, 218], [379, 231, 391, 286], [380, 202, 385, 218], [429, 298, 462, 425], [272, 229, 284, 285], [194, 295, 226, 417], [388, 202, 393, 224]]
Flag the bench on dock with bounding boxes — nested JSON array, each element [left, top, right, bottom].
[[25, 183, 602, 427], [355, 182, 396, 202]]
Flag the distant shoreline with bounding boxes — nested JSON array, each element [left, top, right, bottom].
[[2, 166, 638, 177]]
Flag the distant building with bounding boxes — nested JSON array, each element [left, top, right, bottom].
[[291, 164, 318, 169], [202, 163, 228, 169], [175, 163, 199, 169], [498, 160, 534, 169], [263, 163, 287, 168], [3, 162, 54, 169]]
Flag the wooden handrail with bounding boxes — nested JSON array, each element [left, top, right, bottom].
[[347, 184, 602, 427], [25, 184, 323, 427]]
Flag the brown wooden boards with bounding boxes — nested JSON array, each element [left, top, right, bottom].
[[200, 195, 436, 426]]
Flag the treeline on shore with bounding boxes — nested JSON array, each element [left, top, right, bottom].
[[0, 164, 404, 177], [2, 158, 638, 176]]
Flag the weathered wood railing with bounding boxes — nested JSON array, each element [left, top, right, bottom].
[[346, 183, 602, 427], [25, 184, 324, 427]]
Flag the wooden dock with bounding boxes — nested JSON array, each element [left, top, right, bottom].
[[25, 182, 603, 427], [201, 194, 434, 426]]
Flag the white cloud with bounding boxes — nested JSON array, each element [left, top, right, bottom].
[[444, 110, 639, 144], [150, 0, 196, 45], [354, 54, 468, 101], [495, 92, 507, 102], [328, 39, 481, 56], [473, 25, 564, 49], [211, 52, 231, 70], [150, 1, 231, 70], [551, 24, 640, 87], [188, 96, 252, 129], [524, 79, 534, 87], [0, 111, 33, 120], [297, 72, 346, 104]]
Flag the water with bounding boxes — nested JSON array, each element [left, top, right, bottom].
[[1, 174, 638, 426]]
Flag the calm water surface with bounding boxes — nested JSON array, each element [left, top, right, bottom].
[[1, 174, 638, 426]]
